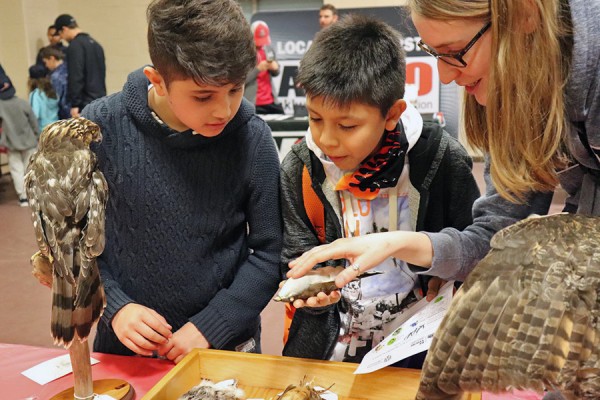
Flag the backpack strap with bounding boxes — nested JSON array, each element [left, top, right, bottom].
[[302, 165, 326, 243], [283, 164, 326, 345]]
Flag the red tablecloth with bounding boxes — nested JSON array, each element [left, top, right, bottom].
[[0, 343, 174, 399], [0, 343, 546, 400]]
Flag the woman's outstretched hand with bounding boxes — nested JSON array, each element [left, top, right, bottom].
[[288, 231, 434, 288]]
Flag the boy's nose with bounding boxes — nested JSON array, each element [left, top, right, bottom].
[[212, 99, 232, 120], [437, 60, 461, 85], [318, 126, 338, 148]]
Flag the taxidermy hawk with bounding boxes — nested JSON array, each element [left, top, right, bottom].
[[416, 213, 600, 400], [25, 117, 108, 348]]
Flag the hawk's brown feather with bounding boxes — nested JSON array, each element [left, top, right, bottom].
[[416, 214, 600, 400], [25, 118, 107, 348]]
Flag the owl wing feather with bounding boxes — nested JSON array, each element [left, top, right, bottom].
[[416, 214, 600, 400]]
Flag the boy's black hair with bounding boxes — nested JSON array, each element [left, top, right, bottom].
[[297, 14, 406, 117], [147, 0, 256, 87], [40, 47, 65, 61]]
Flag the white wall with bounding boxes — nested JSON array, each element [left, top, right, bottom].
[[1, 0, 152, 97]]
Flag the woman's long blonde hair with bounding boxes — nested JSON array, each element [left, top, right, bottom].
[[408, 0, 571, 202]]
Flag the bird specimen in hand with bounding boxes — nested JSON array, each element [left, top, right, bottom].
[[25, 117, 108, 348], [416, 213, 600, 400]]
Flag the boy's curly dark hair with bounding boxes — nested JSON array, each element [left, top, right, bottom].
[[147, 0, 256, 87], [297, 14, 406, 117]]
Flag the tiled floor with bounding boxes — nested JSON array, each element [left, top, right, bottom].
[[0, 161, 565, 357]]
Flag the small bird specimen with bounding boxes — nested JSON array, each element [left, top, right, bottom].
[[25, 117, 108, 348], [178, 379, 245, 400], [274, 265, 381, 303], [416, 213, 600, 400], [269, 376, 333, 400]]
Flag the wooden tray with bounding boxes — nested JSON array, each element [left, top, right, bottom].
[[143, 349, 482, 400]]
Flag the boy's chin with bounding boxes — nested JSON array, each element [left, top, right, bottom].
[[331, 160, 359, 172], [191, 124, 227, 137]]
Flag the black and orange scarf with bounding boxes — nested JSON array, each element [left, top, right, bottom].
[[335, 123, 408, 200]]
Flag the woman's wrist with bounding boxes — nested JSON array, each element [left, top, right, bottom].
[[390, 231, 433, 268]]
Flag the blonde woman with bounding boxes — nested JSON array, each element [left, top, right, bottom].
[[286, 0, 599, 301]]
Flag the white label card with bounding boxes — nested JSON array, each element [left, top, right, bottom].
[[21, 354, 100, 385], [354, 281, 454, 374]]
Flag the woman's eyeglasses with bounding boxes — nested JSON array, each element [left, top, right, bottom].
[[417, 22, 491, 68]]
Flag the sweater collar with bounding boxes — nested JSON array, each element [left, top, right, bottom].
[[123, 67, 254, 149]]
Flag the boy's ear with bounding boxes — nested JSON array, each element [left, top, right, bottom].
[[143, 66, 168, 96], [385, 99, 407, 131]]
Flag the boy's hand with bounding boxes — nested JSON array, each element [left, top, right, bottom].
[[426, 277, 447, 302], [291, 290, 341, 309], [157, 322, 210, 364], [111, 303, 172, 356]]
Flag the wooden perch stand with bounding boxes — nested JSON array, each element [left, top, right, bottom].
[[32, 253, 134, 400]]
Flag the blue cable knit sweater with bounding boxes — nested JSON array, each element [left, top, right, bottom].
[[82, 68, 282, 355]]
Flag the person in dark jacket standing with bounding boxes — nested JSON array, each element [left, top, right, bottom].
[[54, 14, 105, 117]]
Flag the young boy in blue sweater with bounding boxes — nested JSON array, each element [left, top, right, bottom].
[[280, 15, 480, 367], [81, 0, 282, 363]]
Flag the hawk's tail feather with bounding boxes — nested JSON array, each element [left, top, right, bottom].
[[73, 284, 105, 340], [51, 274, 75, 347], [73, 259, 106, 341]]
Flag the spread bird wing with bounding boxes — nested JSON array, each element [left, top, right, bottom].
[[416, 213, 600, 400]]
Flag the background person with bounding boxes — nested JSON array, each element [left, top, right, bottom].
[[319, 4, 339, 30], [27, 64, 58, 129], [0, 67, 39, 207], [0, 64, 16, 100], [54, 13, 106, 118], [244, 20, 283, 114], [34, 25, 66, 75], [40, 47, 70, 120]]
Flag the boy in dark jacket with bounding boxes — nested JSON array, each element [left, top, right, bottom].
[[81, 0, 282, 363], [280, 14, 479, 366]]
